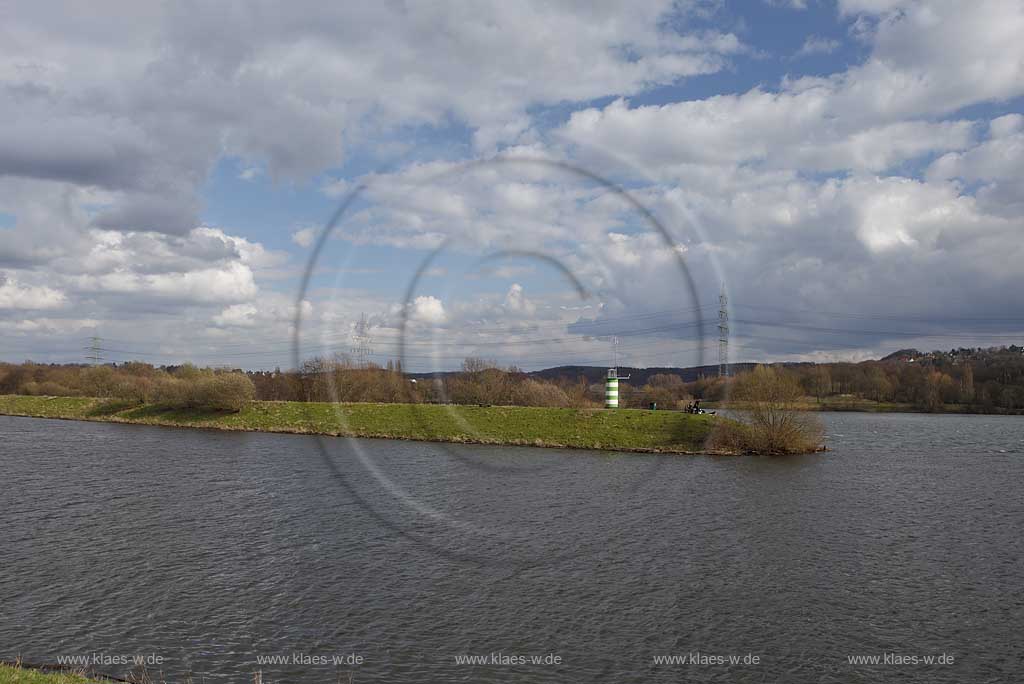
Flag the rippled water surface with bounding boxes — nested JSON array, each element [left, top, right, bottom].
[[2, 412, 1022, 682]]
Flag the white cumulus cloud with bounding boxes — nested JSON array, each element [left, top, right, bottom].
[[0, 274, 66, 310]]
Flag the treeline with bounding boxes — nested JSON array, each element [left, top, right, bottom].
[[777, 346, 1024, 412], [677, 346, 1024, 413], [250, 356, 695, 409], [0, 362, 254, 411], [3, 345, 1023, 413], [0, 357, 700, 410]]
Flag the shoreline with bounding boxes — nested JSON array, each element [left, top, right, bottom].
[[706, 399, 1024, 416], [0, 395, 727, 456], [0, 662, 121, 683]]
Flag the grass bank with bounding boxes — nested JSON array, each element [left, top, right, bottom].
[[0, 663, 112, 684], [0, 395, 721, 454], [707, 398, 916, 413], [707, 397, 1024, 415]]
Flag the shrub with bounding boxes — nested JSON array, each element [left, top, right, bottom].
[[111, 375, 154, 403], [172, 363, 207, 381], [189, 373, 256, 412], [716, 365, 824, 454], [510, 379, 571, 407], [150, 372, 254, 411], [153, 376, 190, 406], [22, 381, 75, 396], [80, 366, 118, 397]]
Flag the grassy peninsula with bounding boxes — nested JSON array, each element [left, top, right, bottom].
[[0, 395, 719, 454], [0, 664, 110, 684]]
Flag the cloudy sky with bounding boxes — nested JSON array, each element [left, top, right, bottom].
[[2, 0, 1022, 372]]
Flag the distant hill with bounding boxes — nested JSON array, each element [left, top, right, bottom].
[[406, 348, 1021, 385], [408, 362, 760, 384], [880, 348, 923, 362], [525, 364, 759, 384]]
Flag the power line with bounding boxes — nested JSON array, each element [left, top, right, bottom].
[[718, 283, 729, 378], [733, 319, 1024, 340], [6, 303, 1020, 372], [85, 303, 718, 351], [78, 333, 710, 365], [84, 336, 103, 365], [350, 312, 373, 367], [81, 318, 716, 358], [49, 313, 1024, 359], [730, 303, 1024, 324], [27, 316, 1024, 367]]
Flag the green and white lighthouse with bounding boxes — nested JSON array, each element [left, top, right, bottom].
[[604, 337, 629, 408], [605, 369, 619, 408]]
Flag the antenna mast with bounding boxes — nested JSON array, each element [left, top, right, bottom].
[[718, 283, 729, 377]]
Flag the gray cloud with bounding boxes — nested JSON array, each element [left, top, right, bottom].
[[0, 113, 148, 189], [0, 0, 1021, 367], [91, 192, 201, 236]]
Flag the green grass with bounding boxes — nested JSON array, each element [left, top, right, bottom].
[[707, 396, 993, 414], [0, 395, 722, 454], [708, 397, 915, 413], [0, 664, 111, 684]]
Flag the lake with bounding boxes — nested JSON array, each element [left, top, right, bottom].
[[2, 412, 1022, 683]]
